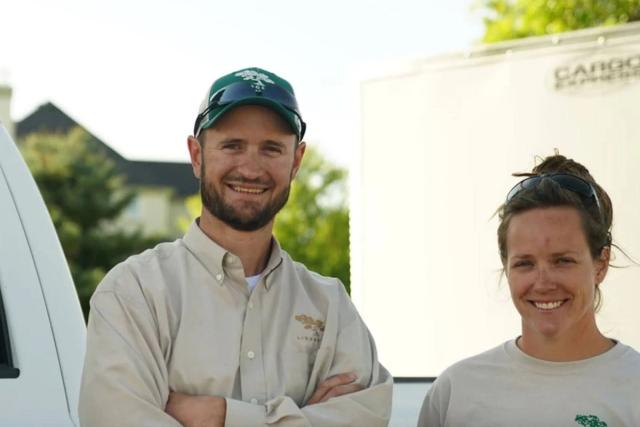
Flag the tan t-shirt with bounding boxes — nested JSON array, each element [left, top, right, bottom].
[[418, 340, 640, 427], [79, 222, 392, 427]]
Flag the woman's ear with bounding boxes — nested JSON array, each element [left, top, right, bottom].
[[595, 246, 611, 284]]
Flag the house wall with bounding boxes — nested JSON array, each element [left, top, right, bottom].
[[118, 188, 189, 238]]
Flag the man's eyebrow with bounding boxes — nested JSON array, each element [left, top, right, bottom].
[[263, 139, 288, 148], [216, 138, 245, 145]]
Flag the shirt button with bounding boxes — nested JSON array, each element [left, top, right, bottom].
[[250, 398, 258, 404], [247, 351, 255, 359], [215, 273, 223, 281], [248, 301, 254, 309]]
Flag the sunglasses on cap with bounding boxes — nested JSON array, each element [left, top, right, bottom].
[[193, 80, 306, 138], [506, 173, 602, 213]]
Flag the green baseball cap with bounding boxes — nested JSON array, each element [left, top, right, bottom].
[[193, 67, 306, 140]]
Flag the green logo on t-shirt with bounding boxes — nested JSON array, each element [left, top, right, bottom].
[[575, 414, 607, 427]]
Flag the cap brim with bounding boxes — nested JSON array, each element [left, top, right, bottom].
[[198, 97, 302, 139]]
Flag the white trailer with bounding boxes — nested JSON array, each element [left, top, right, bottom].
[[353, 22, 640, 378]]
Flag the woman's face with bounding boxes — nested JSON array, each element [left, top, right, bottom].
[[504, 206, 608, 342]]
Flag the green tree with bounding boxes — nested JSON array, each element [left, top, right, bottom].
[[480, 0, 640, 43], [178, 193, 203, 232], [180, 146, 351, 293], [274, 146, 350, 293], [20, 127, 167, 319]]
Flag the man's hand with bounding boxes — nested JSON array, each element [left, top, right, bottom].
[[166, 391, 226, 427], [306, 373, 365, 405]]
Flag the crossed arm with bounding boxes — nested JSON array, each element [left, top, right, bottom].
[[166, 373, 364, 427], [79, 286, 392, 427]]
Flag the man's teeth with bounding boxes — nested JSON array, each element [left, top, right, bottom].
[[534, 301, 563, 310], [232, 186, 265, 194]]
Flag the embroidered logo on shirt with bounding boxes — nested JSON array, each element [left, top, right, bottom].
[[294, 314, 325, 343], [575, 414, 608, 427]]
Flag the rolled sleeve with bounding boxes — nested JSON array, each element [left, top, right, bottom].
[[226, 373, 392, 427], [225, 398, 268, 427]]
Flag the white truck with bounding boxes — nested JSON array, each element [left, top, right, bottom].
[[353, 22, 640, 382], [0, 124, 85, 426]]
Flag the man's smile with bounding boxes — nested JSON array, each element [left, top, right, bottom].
[[228, 184, 268, 194]]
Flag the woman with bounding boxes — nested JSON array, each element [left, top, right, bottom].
[[418, 155, 640, 427]]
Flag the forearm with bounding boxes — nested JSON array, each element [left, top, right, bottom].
[[224, 369, 393, 427], [165, 393, 226, 427]]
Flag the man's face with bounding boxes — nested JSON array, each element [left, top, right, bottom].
[[191, 104, 304, 231]]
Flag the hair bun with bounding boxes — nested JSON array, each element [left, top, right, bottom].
[[531, 154, 594, 182]]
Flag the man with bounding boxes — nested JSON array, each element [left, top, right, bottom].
[[79, 67, 392, 427]]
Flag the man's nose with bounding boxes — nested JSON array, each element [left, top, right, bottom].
[[236, 150, 264, 179]]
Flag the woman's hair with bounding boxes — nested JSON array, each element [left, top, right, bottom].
[[497, 155, 613, 310]]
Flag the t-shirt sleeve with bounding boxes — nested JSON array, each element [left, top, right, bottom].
[[417, 373, 452, 427]]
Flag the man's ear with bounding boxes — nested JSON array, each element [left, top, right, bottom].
[[187, 136, 202, 179], [291, 141, 306, 180]]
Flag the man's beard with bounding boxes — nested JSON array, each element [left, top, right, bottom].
[[200, 163, 291, 232]]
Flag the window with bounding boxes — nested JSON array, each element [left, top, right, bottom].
[[0, 286, 19, 378]]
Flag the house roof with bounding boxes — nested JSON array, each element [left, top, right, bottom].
[[16, 102, 198, 197], [124, 160, 197, 197]]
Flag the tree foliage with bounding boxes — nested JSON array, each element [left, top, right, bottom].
[[274, 146, 350, 293], [481, 0, 640, 43], [181, 146, 351, 293], [20, 128, 167, 319]]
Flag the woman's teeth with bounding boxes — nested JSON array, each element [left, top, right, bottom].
[[534, 301, 563, 310]]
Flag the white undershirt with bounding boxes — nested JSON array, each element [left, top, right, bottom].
[[245, 274, 261, 292]]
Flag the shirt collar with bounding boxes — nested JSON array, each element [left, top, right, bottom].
[[182, 220, 283, 289], [263, 239, 284, 289]]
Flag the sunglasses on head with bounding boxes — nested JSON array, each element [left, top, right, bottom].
[[506, 173, 602, 213], [193, 80, 306, 137]]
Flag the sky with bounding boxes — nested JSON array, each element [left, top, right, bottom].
[[1, 0, 483, 166]]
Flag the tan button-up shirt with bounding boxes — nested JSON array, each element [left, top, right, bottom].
[[79, 222, 392, 426]]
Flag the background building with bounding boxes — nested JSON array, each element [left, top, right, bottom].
[[0, 87, 197, 238]]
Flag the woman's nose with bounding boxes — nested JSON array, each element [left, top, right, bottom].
[[533, 265, 557, 291]]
